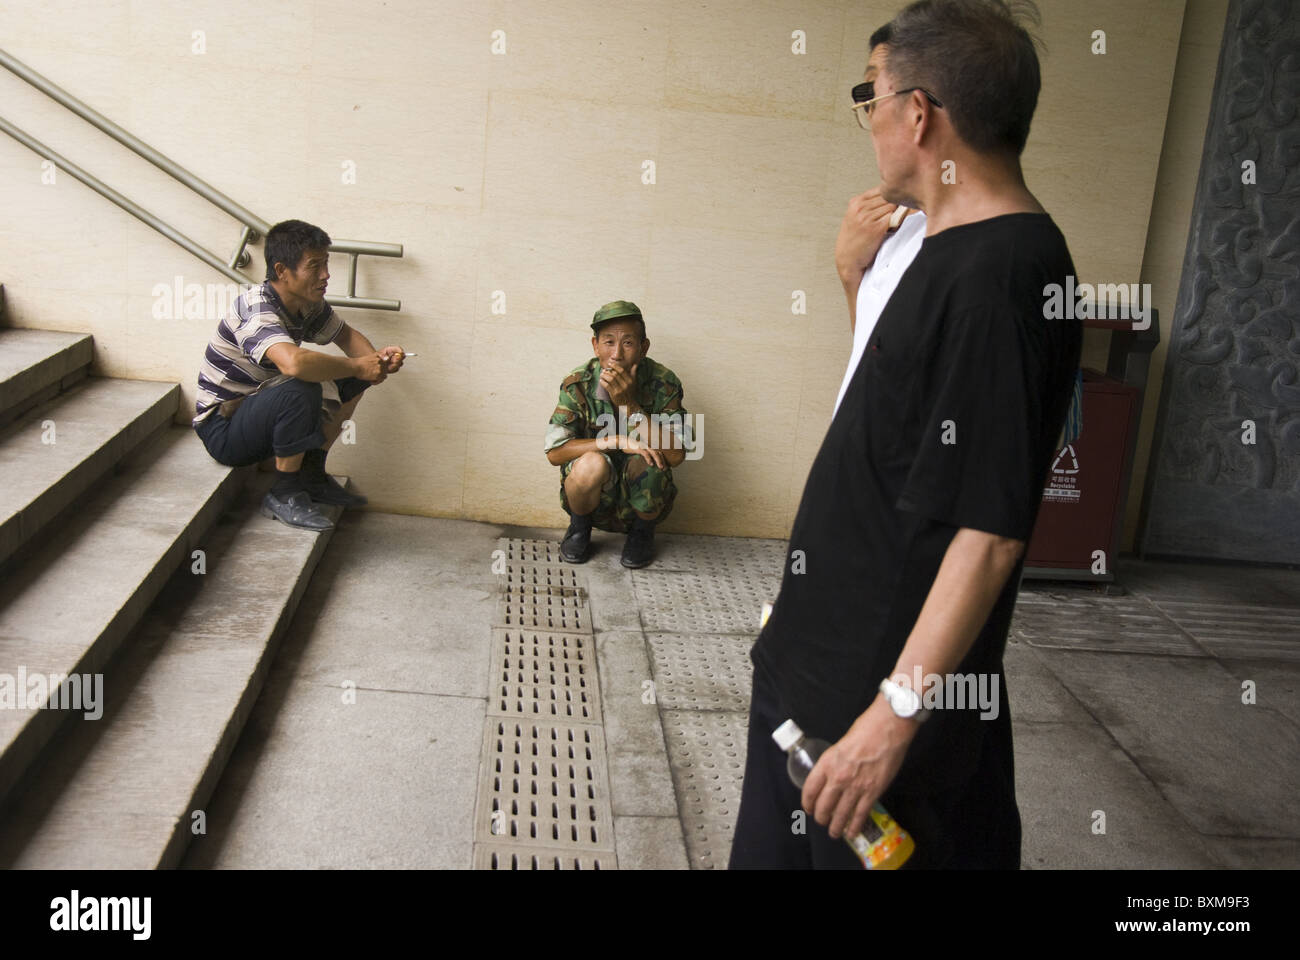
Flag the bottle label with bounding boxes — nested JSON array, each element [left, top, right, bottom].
[[846, 806, 912, 869]]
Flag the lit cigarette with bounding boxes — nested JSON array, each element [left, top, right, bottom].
[[396, 352, 417, 358]]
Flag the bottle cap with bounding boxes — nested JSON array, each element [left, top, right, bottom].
[[771, 719, 803, 752]]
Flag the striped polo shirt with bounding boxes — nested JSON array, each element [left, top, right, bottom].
[[193, 281, 344, 425]]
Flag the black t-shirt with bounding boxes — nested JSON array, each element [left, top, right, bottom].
[[751, 213, 1082, 794]]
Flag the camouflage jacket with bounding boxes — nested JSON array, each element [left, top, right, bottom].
[[544, 356, 691, 454]]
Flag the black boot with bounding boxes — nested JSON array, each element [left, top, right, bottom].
[[560, 512, 593, 563], [621, 516, 656, 569]]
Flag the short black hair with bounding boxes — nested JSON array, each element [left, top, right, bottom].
[[874, 0, 1043, 156], [264, 219, 332, 282], [593, 317, 647, 340]]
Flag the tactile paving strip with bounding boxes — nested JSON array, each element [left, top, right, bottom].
[[648, 634, 755, 712], [1011, 594, 1205, 656], [661, 710, 748, 870], [650, 535, 789, 580], [633, 571, 779, 634], [472, 843, 616, 870], [680, 817, 738, 871], [496, 580, 590, 633], [488, 629, 602, 724], [1152, 601, 1300, 661], [474, 719, 615, 852], [661, 710, 747, 821]]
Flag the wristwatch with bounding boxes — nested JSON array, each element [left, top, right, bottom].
[[879, 677, 928, 722]]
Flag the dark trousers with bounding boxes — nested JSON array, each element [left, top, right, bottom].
[[728, 663, 1022, 870], [195, 377, 369, 467]]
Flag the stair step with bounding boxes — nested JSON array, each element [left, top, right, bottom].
[[0, 427, 246, 807], [0, 476, 346, 868], [0, 377, 179, 570], [0, 329, 94, 429]]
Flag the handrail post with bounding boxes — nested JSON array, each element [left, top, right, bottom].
[[229, 225, 255, 270]]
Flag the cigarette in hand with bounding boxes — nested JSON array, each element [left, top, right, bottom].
[[888, 206, 908, 230]]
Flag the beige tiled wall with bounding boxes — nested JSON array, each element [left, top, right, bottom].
[[0, 0, 1211, 539]]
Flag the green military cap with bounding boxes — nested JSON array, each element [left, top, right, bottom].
[[591, 300, 643, 330]]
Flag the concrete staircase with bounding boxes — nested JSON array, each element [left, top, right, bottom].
[[0, 315, 344, 867]]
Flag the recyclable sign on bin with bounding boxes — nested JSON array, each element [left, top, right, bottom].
[[1024, 313, 1158, 583]]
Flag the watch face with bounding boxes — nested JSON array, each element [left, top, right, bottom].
[[885, 681, 919, 717]]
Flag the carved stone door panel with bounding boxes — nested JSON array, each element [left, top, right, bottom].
[[1143, 0, 1300, 565]]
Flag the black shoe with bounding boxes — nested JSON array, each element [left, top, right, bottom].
[[261, 491, 335, 531], [560, 513, 593, 563], [621, 520, 655, 569], [304, 472, 367, 507]]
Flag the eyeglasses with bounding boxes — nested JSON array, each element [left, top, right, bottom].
[[850, 81, 944, 130]]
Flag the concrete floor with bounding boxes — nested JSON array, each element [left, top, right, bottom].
[[183, 511, 1300, 869]]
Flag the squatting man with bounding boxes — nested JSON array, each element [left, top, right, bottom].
[[192, 219, 406, 531], [544, 301, 695, 569]]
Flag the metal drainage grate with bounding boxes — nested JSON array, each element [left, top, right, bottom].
[[498, 537, 568, 565], [648, 634, 755, 712], [502, 562, 581, 592], [633, 571, 778, 634], [488, 629, 602, 724], [474, 719, 614, 852], [497, 581, 590, 633], [473, 843, 617, 870]]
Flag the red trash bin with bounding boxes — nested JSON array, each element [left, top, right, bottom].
[[1024, 369, 1139, 581]]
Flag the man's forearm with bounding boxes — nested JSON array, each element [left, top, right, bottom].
[[546, 437, 602, 467], [292, 349, 361, 383], [888, 527, 1024, 684], [839, 265, 865, 333], [338, 325, 378, 358]]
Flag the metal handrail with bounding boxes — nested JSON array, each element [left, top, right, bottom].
[[0, 47, 402, 310]]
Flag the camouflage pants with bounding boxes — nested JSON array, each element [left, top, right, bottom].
[[559, 450, 676, 533]]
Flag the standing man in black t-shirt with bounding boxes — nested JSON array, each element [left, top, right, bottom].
[[730, 0, 1082, 869]]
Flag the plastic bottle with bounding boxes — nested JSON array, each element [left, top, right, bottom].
[[773, 719, 915, 870]]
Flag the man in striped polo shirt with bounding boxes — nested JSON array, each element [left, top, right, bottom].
[[193, 219, 405, 531]]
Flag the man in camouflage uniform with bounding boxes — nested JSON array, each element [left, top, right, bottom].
[[544, 301, 691, 568]]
